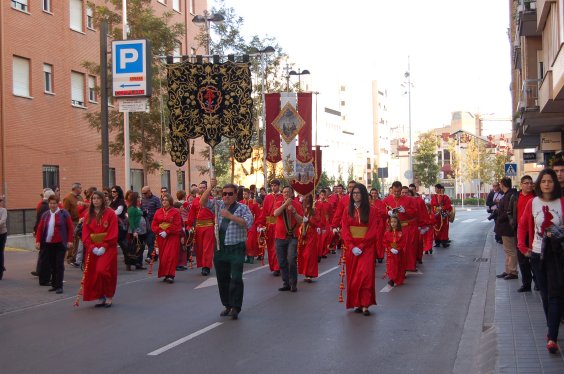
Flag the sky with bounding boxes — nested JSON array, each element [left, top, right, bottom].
[[214, 0, 513, 141]]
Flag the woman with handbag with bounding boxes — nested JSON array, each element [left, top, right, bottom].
[[127, 192, 147, 271], [81, 191, 118, 308], [517, 168, 564, 354]]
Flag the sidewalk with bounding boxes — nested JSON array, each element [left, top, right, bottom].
[[492, 237, 564, 373]]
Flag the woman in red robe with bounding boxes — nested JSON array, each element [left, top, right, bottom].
[[341, 183, 381, 316], [383, 216, 407, 287], [298, 194, 320, 282], [81, 191, 118, 307], [370, 188, 387, 262], [240, 188, 261, 263], [151, 194, 182, 283]]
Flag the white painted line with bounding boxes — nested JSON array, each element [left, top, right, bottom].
[[243, 264, 269, 275], [380, 284, 393, 293], [318, 266, 339, 278], [481, 219, 491, 223], [461, 219, 477, 223], [407, 270, 424, 275], [466, 209, 472, 211], [148, 322, 223, 356]]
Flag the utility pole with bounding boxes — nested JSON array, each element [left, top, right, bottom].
[[100, 20, 110, 188]]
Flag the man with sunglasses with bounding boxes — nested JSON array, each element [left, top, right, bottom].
[[186, 181, 216, 276], [200, 178, 253, 320]]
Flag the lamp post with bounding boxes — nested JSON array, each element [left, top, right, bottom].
[[289, 68, 310, 92], [192, 13, 224, 178], [250, 46, 275, 188], [403, 56, 414, 184]]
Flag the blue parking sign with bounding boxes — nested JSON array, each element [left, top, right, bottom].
[[115, 43, 144, 74], [112, 39, 152, 97]]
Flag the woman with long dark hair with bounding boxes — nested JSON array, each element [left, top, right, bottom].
[[81, 191, 118, 307], [151, 193, 182, 283], [340, 183, 381, 315], [110, 185, 129, 267], [518, 168, 564, 353]]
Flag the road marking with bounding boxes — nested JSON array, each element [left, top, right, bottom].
[[242, 264, 269, 275], [148, 322, 223, 356], [194, 265, 269, 289], [380, 284, 393, 293], [461, 219, 477, 223], [481, 219, 490, 223], [318, 266, 339, 278], [407, 270, 424, 275]]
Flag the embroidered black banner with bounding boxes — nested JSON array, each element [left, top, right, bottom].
[[167, 61, 253, 166]]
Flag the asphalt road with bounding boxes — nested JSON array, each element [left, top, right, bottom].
[[0, 209, 491, 374]]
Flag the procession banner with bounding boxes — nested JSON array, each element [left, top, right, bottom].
[[265, 93, 282, 163]]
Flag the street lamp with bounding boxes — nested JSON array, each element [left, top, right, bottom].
[[289, 68, 310, 92], [402, 56, 414, 184], [192, 13, 225, 56]]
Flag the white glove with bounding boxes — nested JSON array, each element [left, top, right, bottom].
[[398, 206, 406, 213], [333, 228, 339, 234], [159, 231, 167, 238], [97, 247, 106, 256], [390, 248, 399, 255], [92, 247, 100, 256], [388, 210, 394, 217], [420, 227, 429, 235], [257, 226, 265, 233], [303, 216, 308, 223], [316, 227, 321, 234], [352, 247, 362, 256]]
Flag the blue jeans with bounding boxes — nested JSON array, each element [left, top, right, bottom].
[[275, 237, 298, 288]]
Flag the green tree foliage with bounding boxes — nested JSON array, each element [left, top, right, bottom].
[[486, 150, 512, 184], [463, 137, 490, 183], [346, 164, 354, 183], [447, 138, 461, 179], [84, 0, 185, 175], [336, 165, 345, 187], [317, 171, 336, 190], [371, 163, 382, 191], [413, 131, 440, 189]]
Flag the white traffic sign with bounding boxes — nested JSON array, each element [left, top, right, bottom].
[[118, 97, 150, 113], [504, 163, 517, 177], [112, 39, 152, 97]]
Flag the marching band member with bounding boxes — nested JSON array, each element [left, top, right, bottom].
[[431, 184, 453, 248], [256, 179, 283, 276], [240, 188, 261, 263], [298, 194, 320, 283], [152, 194, 183, 283], [340, 183, 380, 316], [316, 189, 333, 258], [383, 215, 407, 287], [370, 188, 387, 262], [186, 182, 216, 276]]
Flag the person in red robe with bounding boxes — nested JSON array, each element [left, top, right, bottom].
[[383, 216, 407, 287], [422, 201, 435, 254], [256, 179, 283, 275], [370, 188, 387, 262], [298, 194, 320, 282], [81, 191, 118, 308], [152, 194, 183, 283], [315, 189, 333, 258], [340, 183, 381, 316], [409, 189, 433, 264], [431, 183, 453, 248], [186, 181, 216, 276], [240, 188, 261, 263]]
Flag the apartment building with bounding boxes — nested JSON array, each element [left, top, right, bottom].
[[0, 0, 208, 216], [510, 0, 564, 163]]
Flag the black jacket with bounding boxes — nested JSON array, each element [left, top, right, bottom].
[[495, 188, 517, 237]]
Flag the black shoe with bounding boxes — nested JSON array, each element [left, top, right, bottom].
[[517, 286, 531, 292], [496, 272, 508, 279], [363, 308, 371, 316], [321, 255, 328, 259], [278, 285, 291, 291], [220, 307, 231, 317], [167, 277, 175, 284], [377, 258, 383, 263], [442, 243, 450, 248], [354, 307, 363, 313], [534, 284, 540, 291], [424, 251, 428, 255], [273, 270, 280, 276], [48, 287, 57, 292], [201, 267, 210, 276], [145, 258, 151, 264], [135, 265, 147, 270], [331, 250, 336, 254], [55, 288, 63, 294], [70, 262, 80, 268], [504, 274, 518, 280], [417, 260, 423, 264], [31, 271, 39, 276], [388, 280, 395, 287], [39, 283, 51, 286], [429, 249, 433, 254], [290, 287, 297, 292], [229, 308, 239, 320], [434, 243, 441, 248]]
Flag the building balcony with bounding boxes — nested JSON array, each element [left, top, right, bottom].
[[536, 0, 556, 31], [517, 1, 540, 37]]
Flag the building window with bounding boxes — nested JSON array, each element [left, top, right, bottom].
[[13, 56, 30, 97], [173, 45, 181, 62], [161, 170, 171, 191], [189, 0, 195, 14], [43, 64, 53, 93], [88, 75, 97, 102], [109, 168, 116, 188], [86, 7, 94, 29], [71, 71, 85, 107], [177, 170, 185, 192], [43, 0, 51, 12], [70, 0, 83, 32], [11, 0, 28, 12], [172, 0, 180, 11], [42, 165, 59, 190], [191, 47, 196, 56], [131, 169, 144, 192]]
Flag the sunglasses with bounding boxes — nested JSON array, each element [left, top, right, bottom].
[[111, 190, 117, 193], [222, 192, 235, 196]]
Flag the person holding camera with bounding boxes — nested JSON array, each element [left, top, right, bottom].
[[487, 182, 504, 243], [495, 178, 519, 280]]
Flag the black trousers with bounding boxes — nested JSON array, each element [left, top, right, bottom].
[[0, 233, 6, 279], [517, 250, 534, 288], [38, 242, 66, 288], [214, 242, 245, 311]]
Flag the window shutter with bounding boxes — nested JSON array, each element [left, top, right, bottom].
[[71, 72, 84, 105], [13, 56, 30, 96], [70, 0, 83, 31]]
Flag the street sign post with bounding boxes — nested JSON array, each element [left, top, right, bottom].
[[118, 97, 150, 113], [112, 39, 152, 97], [504, 163, 517, 177]]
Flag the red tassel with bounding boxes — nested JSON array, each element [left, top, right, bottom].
[[338, 246, 346, 303]]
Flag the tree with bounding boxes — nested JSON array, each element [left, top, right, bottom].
[[346, 164, 355, 184], [317, 171, 336, 190], [371, 163, 382, 191], [485, 149, 512, 184], [447, 138, 461, 179], [462, 137, 490, 183], [85, 0, 185, 177], [413, 131, 440, 190], [336, 165, 345, 187]]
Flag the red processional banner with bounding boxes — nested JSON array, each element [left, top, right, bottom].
[[296, 92, 312, 163], [265, 93, 281, 163]]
